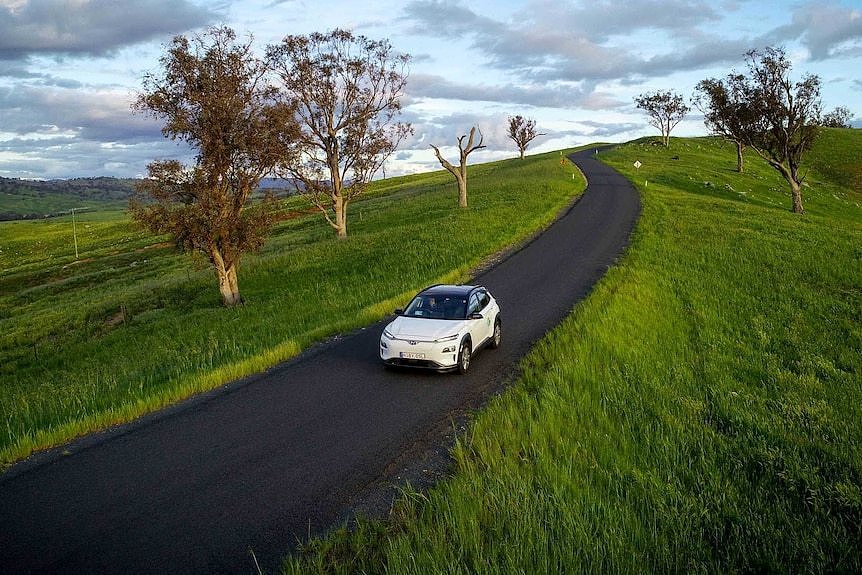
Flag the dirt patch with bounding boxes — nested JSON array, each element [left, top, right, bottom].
[[104, 306, 129, 329], [135, 242, 173, 253], [61, 258, 95, 269]]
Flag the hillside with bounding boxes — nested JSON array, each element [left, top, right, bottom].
[[285, 129, 862, 573], [0, 149, 584, 466], [0, 176, 138, 220]]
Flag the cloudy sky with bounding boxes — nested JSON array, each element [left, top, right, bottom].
[[1, 0, 860, 179]]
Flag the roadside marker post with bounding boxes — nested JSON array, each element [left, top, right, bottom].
[[72, 208, 79, 260]]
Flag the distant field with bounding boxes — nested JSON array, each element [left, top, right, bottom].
[[285, 130, 862, 573], [0, 193, 124, 220], [0, 149, 585, 466], [0, 176, 138, 220], [0, 176, 298, 220]]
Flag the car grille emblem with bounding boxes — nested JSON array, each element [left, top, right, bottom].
[[408, 340, 418, 345]]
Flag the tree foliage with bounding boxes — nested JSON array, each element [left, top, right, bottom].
[[634, 90, 689, 147], [131, 26, 298, 306], [430, 126, 486, 208], [729, 47, 822, 214], [507, 115, 544, 159], [693, 77, 753, 172], [267, 29, 412, 238], [822, 106, 852, 128]]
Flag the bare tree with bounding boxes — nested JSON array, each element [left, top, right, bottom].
[[267, 29, 412, 238], [430, 126, 486, 208], [507, 115, 544, 159], [729, 47, 822, 214], [822, 106, 852, 128], [131, 27, 298, 306], [693, 77, 754, 172], [634, 90, 689, 147]]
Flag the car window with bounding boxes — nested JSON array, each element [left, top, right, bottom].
[[467, 293, 480, 316], [404, 294, 467, 319], [479, 290, 490, 309]]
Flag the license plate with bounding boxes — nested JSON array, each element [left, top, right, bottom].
[[400, 352, 426, 359]]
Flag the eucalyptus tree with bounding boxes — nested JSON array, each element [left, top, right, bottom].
[[729, 47, 822, 214], [132, 26, 298, 306], [507, 115, 544, 159], [430, 126, 486, 208], [634, 90, 689, 147], [693, 77, 753, 172], [267, 29, 412, 238], [822, 106, 852, 128]]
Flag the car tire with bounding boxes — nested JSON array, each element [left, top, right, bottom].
[[490, 317, 501, 349], [457, 338, 472, 374]]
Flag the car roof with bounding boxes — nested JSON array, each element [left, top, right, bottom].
[[420, 284, 482, 297]]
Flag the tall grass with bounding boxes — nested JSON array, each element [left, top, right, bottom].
[[284, 131, 862, 573], [0, 150, 584, 466]]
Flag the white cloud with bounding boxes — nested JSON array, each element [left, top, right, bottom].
[[768, 2, 862, 60], [0, 0, 220, 60], [0, 84, 161, 141], [406, 73, 624, 110]]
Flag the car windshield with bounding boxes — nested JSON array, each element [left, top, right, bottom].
[[403, 294, 467, 320]]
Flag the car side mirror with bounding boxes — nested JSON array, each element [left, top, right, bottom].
[[393, 308, 403, 315], [468, 312, 483, 320]]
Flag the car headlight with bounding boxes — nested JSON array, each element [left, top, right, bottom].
[[383, 329, 395, 340], [435, 333, 459, 343]]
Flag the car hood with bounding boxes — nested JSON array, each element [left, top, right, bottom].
[[385, 316, 466, 341]]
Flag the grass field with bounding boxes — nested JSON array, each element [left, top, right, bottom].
[[284, 129, 862, 573], [0, 149, 584, 466], [0, 176, 137, 220], [0, 194, 118, 220]]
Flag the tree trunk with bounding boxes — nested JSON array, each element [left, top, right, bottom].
[[212, 248, 242, 306], [790, 179, 805, 214], [333, 193, 347, 238], [519, 148, 525, 160], [735, 141, 745, 173], [768, 160, 806, 215], [457, 172, 467, 208], [217, 264, 241, 306]]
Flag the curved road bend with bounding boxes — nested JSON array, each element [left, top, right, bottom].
[[0, 148, 639, 574]]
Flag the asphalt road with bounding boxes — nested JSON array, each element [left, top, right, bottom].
[[0, 148, 640, 574]]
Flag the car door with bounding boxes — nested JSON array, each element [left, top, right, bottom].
[[465, 292, 486, 346], [477, 289, 494, 342]]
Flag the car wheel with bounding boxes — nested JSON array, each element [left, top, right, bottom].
[[457, 338, 472, 374], [490, 318, 501, 349]]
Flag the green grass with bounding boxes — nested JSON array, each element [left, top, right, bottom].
[[805, 127, 862, 198], [284, 130, 862, 573], [0, 149, 585, 466], [0, 192, 125, 219]]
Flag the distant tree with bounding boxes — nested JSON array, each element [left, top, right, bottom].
[[267, 29, 412, 238], [430, 126, 486, 208], [693, 77, 754, 172], [822, 106, 852, 128], [131, 27, 298, 306], [634, 89, 689, 147], [729, 47, 822, 214], [507, 115, 545, 159]]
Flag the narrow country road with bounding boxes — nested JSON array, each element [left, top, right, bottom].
[[0, 149, 640, 574]]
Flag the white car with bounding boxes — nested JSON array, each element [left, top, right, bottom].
[[380, 284, 501, 373]]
